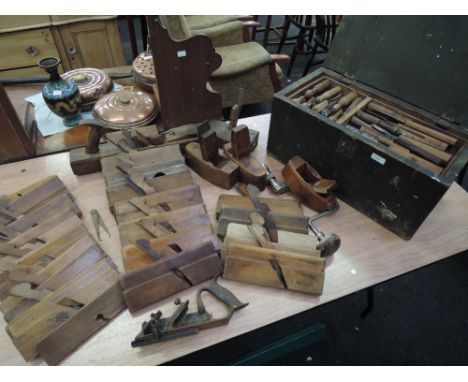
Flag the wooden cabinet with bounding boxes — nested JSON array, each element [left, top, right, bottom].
[[0, 16, 126, 79], [0, 28, 60, 71], [56, 20, 126, 69]]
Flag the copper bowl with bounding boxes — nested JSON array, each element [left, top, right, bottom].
[[62, 68, 112, 111], [132, 51, 156, 93], [92, 89, 158, 129]]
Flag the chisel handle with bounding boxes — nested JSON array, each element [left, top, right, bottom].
[[332, 92, 358, 112], [305, 79, 331, 99], [315, 86, 342, 103]]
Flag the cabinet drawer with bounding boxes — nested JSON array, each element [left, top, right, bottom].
[[0, 16, 50, 31], [0, 28, 59, 70]]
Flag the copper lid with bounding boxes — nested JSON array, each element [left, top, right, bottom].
[[132, 51, 156, 91], [92, 89, 158, 129], [62, 68, 112, 104]]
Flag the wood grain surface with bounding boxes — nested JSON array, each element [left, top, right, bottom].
[[0, 114, 467, 365]]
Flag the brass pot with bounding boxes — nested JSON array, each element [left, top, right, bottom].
[[132, 51, 156, 93], [62, 68, 112, 111], [92, 89, 158, 129]]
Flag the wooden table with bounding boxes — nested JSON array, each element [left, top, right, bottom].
[[4, 66, 133, 158], [0, 114, 467, 365]]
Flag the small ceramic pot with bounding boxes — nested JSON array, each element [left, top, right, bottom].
[[38, 57, 82, 126]]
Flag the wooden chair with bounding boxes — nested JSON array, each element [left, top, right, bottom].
[[302, 15, 338, 76], [158, 16, 286, 108], [276, 16, 315, 76]]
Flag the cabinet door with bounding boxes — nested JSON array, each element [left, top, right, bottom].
[[58, 19, 126, 69]]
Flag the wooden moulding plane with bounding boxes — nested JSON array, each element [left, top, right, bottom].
[[120, 242, 221, 313], [282, 155, 338, 212], [185, 125, 239, 189], [222, 221, 325, 295], [0, 177, 124, 365], [100, 145, 193, 210], [216, 194, 309, 238], [218, 185, 327, 295]]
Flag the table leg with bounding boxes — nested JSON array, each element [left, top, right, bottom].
[[262, 16, 272, 47], [226, 323, 326, 365], [360, 286, 375, 318]]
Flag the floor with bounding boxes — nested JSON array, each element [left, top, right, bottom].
[[120, 16, 468, 366]]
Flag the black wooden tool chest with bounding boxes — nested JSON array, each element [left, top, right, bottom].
[[268, 16, 468, 239]]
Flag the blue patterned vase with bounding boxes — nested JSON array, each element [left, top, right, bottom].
[[38, 57, 82, 127]]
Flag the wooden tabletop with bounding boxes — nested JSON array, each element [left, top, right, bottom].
[[0, 113, 467, 365]]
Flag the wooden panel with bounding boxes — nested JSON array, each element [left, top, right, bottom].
[[0, 16, 50, 32], [35, 282, 125, 366], [6, 257, 120, 361], [0, 66, 45, 79], [58, 20, 126, 69], [0, 84, 34, 161], [0, 28, 59, 71]]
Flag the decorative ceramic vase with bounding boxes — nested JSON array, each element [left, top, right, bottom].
[[38, 57, 82, 126]]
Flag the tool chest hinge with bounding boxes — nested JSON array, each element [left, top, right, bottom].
[[436, 113, 456, 130], [340, 72, 356, 86]]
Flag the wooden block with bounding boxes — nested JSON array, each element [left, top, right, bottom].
[[7, 193, 81, 235], [120, 242, 221, 312], [223, 243, 325, 294], [185, 142, 239, 190], [0, 207, 77, 251], [122, 225, 220, 272], [217, 207, 309, 237], [119, 205, 211, 245], [69, 142, 121, 176], [215, 194, 303, 219], [36, 282, 126, 365], [15, 216, 86, 266], [231, 125, 251, 159], [113, 185, 204, 224], [222, 223, 320, 259], [6, 176, 66, 215], [101, 145, 186, 186], [106, 170, 194, 209], [200, 130, 218, 162], [6, 257, 120, 361], [223, 143, 266, 190], [1, 232, 104, 323]]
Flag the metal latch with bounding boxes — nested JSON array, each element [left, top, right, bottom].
[[436, 113, 455, 130], [340, 72, 356, 86], [336, 135, 357, 159]]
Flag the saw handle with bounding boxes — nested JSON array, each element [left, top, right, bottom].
[[197, 276, 248, 316]]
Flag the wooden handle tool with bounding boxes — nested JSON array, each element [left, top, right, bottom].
[[367, 101, 457, 146], [305, 79, 331, 99], [331, 92, 358, 112], [315, 86, 342, 103], [245, 184, 278, 243], [312, 100, 329, 113]]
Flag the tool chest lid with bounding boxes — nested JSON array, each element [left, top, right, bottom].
[[325, 16, 468, 126]]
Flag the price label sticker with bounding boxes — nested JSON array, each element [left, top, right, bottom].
[[371, 152, 386, 165], [53, 90, 62, 96], [177, 50, 187, 58]]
